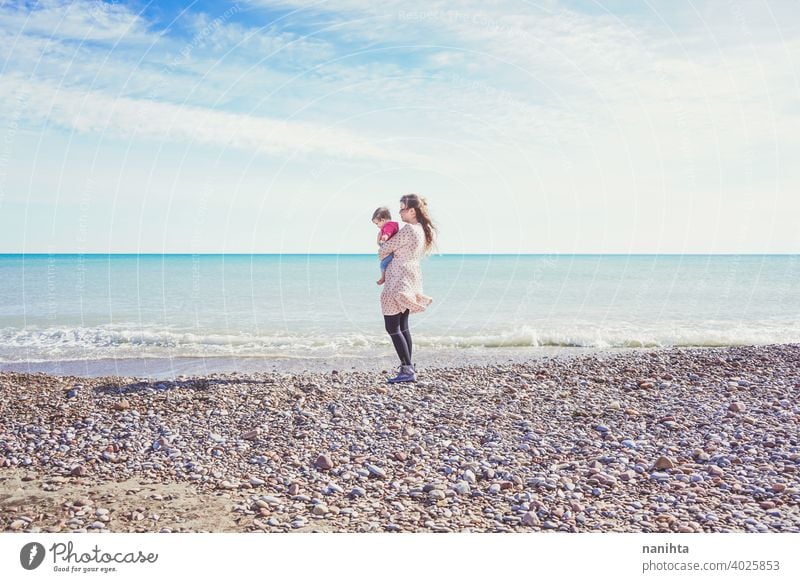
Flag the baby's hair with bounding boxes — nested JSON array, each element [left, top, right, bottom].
[[372, 207, 392, 221]]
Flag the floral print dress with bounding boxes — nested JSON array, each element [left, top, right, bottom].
[[378, 223, 433, 316]]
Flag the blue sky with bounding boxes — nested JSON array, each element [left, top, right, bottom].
[[0, 0, 798, 253]]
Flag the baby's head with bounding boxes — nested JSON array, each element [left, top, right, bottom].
[[372, 207, 392, 228]]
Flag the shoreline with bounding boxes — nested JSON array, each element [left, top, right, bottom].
[[0, 345, 741, 379], [1, 343, 799, 533]]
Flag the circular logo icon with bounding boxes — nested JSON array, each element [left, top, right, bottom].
[[20, 542, 46, 570]]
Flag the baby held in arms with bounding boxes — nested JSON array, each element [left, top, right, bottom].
[[372, 206, 399, 285]]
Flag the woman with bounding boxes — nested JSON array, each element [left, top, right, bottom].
[[378, 194, 436, 383]]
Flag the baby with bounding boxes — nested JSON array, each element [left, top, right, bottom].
[[373, 206, 399, 285]]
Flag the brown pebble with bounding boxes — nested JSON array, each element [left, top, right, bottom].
[[654, 456, 676, 470], [522, 512, 539, 526], [314, 455, 334, 470]]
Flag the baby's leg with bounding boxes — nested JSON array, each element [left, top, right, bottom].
[[377, 253, 392, 284]]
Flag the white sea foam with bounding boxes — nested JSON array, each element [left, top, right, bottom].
[[2, 323, 798, 363]]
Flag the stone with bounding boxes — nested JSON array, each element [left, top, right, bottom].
[[428, 490, 446, 501], [242, 429, 260, 440], [324, 483, 344, 495], [728, 402, 746, 413], [113, 399, 131, 411], [522, 512, 540, 526], [650, 472, 671, 482], [315, 454, 334, 470], [453, 481, 471, 495], [654, 456, 676, 470], [70, 466, 87, 477], [365, 463, 387, 479]]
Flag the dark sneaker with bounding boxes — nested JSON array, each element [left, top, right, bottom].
[[387, 365, 416, 384]]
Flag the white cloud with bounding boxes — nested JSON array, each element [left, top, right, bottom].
[[2, 1, 799, 251], [1, 0, 151, 42], [182, 10, 336, 65], [0, 73, 427, 163]]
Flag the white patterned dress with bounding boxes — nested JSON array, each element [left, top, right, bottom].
[[378, 223, 433, 316]]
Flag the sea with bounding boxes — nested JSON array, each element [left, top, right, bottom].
[[1, 254, 798, 377]]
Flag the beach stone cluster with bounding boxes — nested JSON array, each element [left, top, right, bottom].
[[1, 344, 799, 533]]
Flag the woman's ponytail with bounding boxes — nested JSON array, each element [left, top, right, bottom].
[[401, 194, 436, 253]]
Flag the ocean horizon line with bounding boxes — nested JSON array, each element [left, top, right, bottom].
[[2, 252, 799, 257]]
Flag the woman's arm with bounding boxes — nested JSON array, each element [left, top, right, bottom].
[[379, 225, 409, 259]]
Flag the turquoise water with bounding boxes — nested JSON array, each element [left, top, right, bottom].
[[0, 254, 798, 370]]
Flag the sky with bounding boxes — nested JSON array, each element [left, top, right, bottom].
[[0, 0, 798, 254]]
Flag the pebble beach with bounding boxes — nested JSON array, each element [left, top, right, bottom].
[[1, 344, 799, 533]]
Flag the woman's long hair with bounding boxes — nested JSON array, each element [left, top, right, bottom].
[[400, 194, 436, 253]]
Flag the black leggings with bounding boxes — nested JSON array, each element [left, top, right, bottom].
[[384, 309, 412, 365]]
